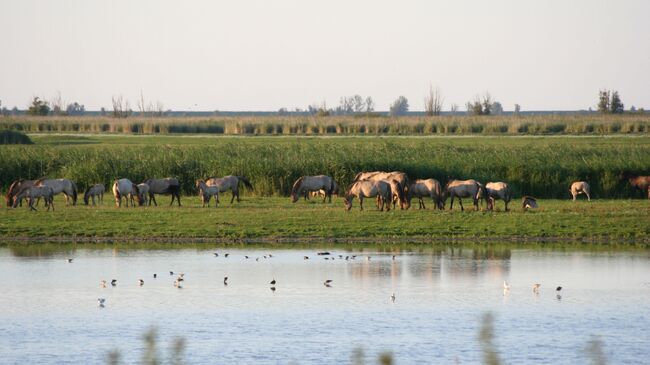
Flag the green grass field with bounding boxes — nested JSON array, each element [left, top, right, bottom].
[[1, 195, 648, 243]]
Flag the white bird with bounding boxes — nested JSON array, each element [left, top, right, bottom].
[[98, 298, 106, 307], [532, 283, 541, 293], [390, 293, 396, 302], [503, 281, 511, 291], [100, 280, 107, 288]]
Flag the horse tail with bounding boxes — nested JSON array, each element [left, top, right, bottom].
[[71, 180, 78, 205], [237, 176, 253, 190], [329, 178, 336, 195]]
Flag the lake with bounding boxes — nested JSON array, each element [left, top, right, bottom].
[[0, 244, 649, 364]]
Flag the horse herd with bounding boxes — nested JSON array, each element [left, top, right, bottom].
[[3, 171, 649, 212]]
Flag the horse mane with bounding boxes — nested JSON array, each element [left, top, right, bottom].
[[291, 177, 304, 197], [5, 180, 21, 201], [353, 172, 364, 182]]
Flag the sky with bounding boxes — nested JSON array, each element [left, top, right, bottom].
[[1, 0, 649, 111]]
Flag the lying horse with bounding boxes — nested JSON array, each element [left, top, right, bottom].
[[196, 179, 219, 207], [354, 171, 409, 209], [36, 179, 78, 206], [622, 172, 650, 199], [344, 180, 391, 212], [407, 178, 443, 210], [444, 179, 482, 211], [484, 182, 513, 211], [143, 178, 181, 206], [291, 175, 337, 203], [570, 181, 591, 201], [522, 196, 538, 211], [84, 184, 105, 205], [205, 176, 253, 204], [5, 179, 40, 207], [12, 186, 55, 211], [112, 179, 142, 207]]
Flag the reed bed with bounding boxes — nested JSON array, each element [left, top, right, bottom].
[[1, 136, 648, 199], [1, 114, 649, 135]]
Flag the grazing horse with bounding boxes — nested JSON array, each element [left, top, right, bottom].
[[83, 184, 105, 205], [205, 176, 253, 204], [376, 179, 406, 210], [195, 179, 219, 207], [444, 179, 482, 211], [143, 178, 181, 206], [5, 179, 39, 207], [344, 180, 392, 212], [137, 183, 150, 206], [622, 172, 650, 199], [522, 196, 538, 211], [354, 171, 409, 209], [12, 186, 55, 211], [407, 178, 444, 210], [484, 182, 513, 211], [36, 179, 78, 206], [570, 181, 591, 201], [112, 179, 142, 207], [291, 175, 337, 203]]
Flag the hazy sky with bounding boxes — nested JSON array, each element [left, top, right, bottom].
[[1, 0, 648, 111]]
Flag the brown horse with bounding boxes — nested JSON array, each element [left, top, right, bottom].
[[570, 181, 591, 201], [5, 179, 40, 207], [622, 172, 650, 199], [344, 180, 392, 212], [291, 175, 337, 203], [484, 182, 513, 211], [354, 171, 409, 209], [205, 176, 253, 204], [407, 179, 443, 210], [444, 179, 482, 211]]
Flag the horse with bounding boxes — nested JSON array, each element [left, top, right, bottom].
[[83, 184, 105, 206], [570, 181, 591, 201], [195, 179, 219, 207], [12, 186, 55, 211], [143, 178, 181, 206], [353, 171, 409, 209], [484, 182, 513, 211], [291, 175, 337, 203], [344, 180, 392, 212], [137, 183, 150, 206], [205, 176, 253, 204], [621, 172, 650, 199], [407, 178, 443, 210], [112, 179, 142, 207], [444, 179, 482, 211], [376, 179, 406, 210], [5, 179, 40, 207], [522, 196, 538, 211], [36, 179, 78, 206]]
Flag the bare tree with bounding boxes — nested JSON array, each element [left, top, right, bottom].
[[111, 95, 131, 118], [50, 91, 66, 116], [365, 96, 375, 113], [514, 104, 521, 116], [424, 85, 443, 116], [450, 103, 459, 115], [137, 91, 146, 117], [482, 92, 493, 115]]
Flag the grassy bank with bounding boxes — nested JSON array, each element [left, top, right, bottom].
[[1, 135, 649, 199], [0, 197, 648, 243], [1, 114, 649, 136]]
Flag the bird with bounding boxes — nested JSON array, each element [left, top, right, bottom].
[[67, 258, 73, 263], [245, 255, 249, 259], [256, 258, 260, 262], [169, 271, 174, 276], [224, 253, 229, 258], [111, 279, 117, 286], [153, 273, 157, 279], [263, 255, 267, 259], [268, 254, 273, 258], [324, 257, 330, 260], [366, 256, 371, 261], [392, 255, 396, 260], [213, 253, 219, 257], [174, 279, 182, 288], [532, 283, 541, 293], [100, 280, 107, 288], [556, 286, 563, 300], [304, 256, 309, 260], [98, 298, 106, 307], [338, 255, 343, 258], [352, 255, 357, 259], [390, 293, 396, 302], [503, 281, 511, 294], [223, 276, 228, 285], [345, 256, 349, 260], [138, 279, 144, 286], [556, 286, 562, 292], [270, 286, 276, 292], [324, 279, 333, 286], [270, 278, 276, 285]]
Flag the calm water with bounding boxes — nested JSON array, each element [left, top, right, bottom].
[[0, 245, 649, 364]]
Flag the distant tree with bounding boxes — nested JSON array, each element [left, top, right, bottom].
[[111, 95, 131, 118], [389, 96, 409, 116], [277, 107, 289, 116], [424, 85, 443, 116], [609, 91, 624, 114], [352, 95, 365, 113], [514, 104, 521, 116], [597, 90, 610, 113], [491, 101, 503, 115], [27, 97, 50, 116], [638, 108, 645, 114], [630, 105, 637, 113], [50, 91, 66, 115], [482, 93, 493, 115], [365, 97, 375, 113], [450, 103, 459, 115], [100, 107, 107, 116], [11, 106, 19, 115], [66, 102, 85, 116]]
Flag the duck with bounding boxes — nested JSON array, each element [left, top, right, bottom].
[[111, 279, 117, 286], [138, 279, 144, 286], [270, 278, 276, 285]]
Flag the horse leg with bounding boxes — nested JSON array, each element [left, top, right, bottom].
[[230, 190, 236, 204], [359, 196, 364, 211], [236, 189, 241, 203], [458, 197, 464, 211], [450, 195, 455, 210], [586, 191, 591, 201]]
